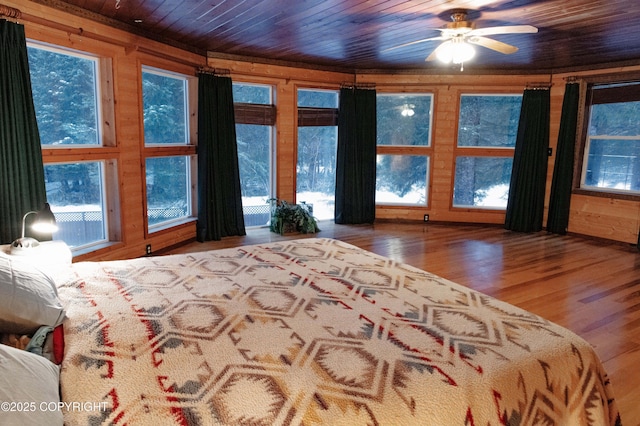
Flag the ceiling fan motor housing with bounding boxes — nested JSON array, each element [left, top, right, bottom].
[[446, 11, 475, 34]]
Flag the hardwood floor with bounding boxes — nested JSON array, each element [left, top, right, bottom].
[[168, 220, 640, 425]]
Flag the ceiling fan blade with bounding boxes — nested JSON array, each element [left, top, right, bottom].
[[382, 36, 447, 52], [426, 40, 452, 62], [468, 36, 518, 54], [468, 25, 538, 37]]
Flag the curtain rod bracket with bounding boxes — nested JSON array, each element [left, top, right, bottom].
[[0, 4, 22, 20], [525, 82, 553, 90]]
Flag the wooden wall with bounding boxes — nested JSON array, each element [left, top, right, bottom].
[[6, 0, 640, 261]]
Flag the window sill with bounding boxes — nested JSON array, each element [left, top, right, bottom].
[[148, 216, 197, 234], [573, 188, 640, 201]]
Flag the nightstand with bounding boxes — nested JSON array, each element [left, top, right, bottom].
[[0, 240, 73, 266]]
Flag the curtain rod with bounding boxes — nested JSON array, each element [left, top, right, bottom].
[[0, 4, 21, 20], [198, 66, 230, 76], [340, 82, 376, 89]]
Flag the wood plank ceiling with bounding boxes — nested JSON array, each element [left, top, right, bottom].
[[29, 0, 640, 74]]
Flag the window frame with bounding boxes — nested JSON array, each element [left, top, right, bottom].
[[28, 40, 121, 254], [574, 74, 640, 201], [295, 86, 339, 219], [375, 91, 435, 207], [452, 91, 522, 211], [140, 64, 198, 234], [232, 81, 277, 228]]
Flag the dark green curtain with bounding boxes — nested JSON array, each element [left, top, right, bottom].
[[0, 21, 47, 244], [547, 83, 580, 234], [335, 87, 377, 224], [196, 73, 245, 241], [504, 88, 550, 232]]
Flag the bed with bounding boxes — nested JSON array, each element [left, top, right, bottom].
[[2, 237, 622, 425]]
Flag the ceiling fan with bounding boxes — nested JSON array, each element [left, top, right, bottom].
[[384, 9, 538, 68]]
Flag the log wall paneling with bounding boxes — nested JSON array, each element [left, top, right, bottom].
[[1, 0, 638, 260]]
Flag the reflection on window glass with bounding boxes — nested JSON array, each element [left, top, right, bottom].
[[44, 162, 106, 248], [146, 156, 191, 228], [458, 95, 521, 147], [583, 99, 640, 193], [453, 156, 513, 208], [377, 94, 433, 146], [142, 69, 187, 145], [376, 155, 428, 205], [237, 124, 272, 226], [298, 89, 339, 108], [233, 83, 271, 104], [296, 126, 337, 220], [28, 45, 100, 146]]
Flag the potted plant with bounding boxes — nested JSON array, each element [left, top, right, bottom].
[[268, 198, 320, 235]]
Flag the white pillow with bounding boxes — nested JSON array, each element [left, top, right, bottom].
[[0, 343, 63, 426], [0, 252, 66, 334]]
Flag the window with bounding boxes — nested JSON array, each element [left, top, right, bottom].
[[453, 94, 522, 209], [376, 94, 433, 205], [28, 42, 117, 252], [28, 44, 101, 146], [145, 156, 191, 227], [142, 66, 196, 231], [377, 94, 433, 146], [233, 82, 276, 227], [43, 162, 108, 248], [376, 155, 429, 205], [453, 157, 513, 208], [297, 88, 339, 220], [580, 82, 640, 195]]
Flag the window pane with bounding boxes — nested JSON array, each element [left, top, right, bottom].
[[583, 100, 640, 193], [376, 155, 428, 205], [296, 126, 337, 220], [237, 124, 272, 226], [377, 94, 433, 146], [589, 101, 640, 136], [233, 83, 271, 104], [453, 157, 513, 208], [458, 95, 522, 147], [146, 156, 191, 228], [28, 45, 100, 146], [298, 89, 339, 108], [584, 137, 640, 192], [142, 69, 188, 145], [44, 162, 106, 248]]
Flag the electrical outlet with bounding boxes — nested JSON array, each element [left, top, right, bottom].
[[423, 214, 429, 222], [146, 244, 152, 255]]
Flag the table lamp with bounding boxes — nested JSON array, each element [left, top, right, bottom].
[[10, 203, 58, 253]]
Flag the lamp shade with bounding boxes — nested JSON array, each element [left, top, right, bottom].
[[31, 203, 58, 234]]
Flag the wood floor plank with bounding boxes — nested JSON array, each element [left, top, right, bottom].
[[166, 221, 640, 425]]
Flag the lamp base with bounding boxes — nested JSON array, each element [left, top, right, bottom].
[[10, 237, 41, 254]]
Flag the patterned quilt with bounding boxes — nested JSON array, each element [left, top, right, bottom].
[[54, 238, 621, 425]]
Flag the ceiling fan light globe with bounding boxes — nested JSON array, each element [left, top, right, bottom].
[[436, 49, 452, 63], [452, 42, 475, 64], [436, 39, 475, 64]]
